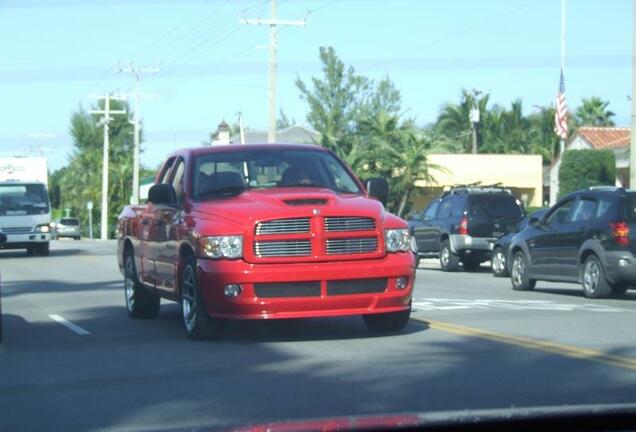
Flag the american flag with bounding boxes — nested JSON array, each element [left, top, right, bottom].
[[554, 68, 568, 140]]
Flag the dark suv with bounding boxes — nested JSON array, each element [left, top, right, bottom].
[[508, 187, 636, 298], [408, 186, 525, 271]]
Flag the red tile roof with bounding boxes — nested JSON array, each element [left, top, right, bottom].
[[576, 127, 630, 149]]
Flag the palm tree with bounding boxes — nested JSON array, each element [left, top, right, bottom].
[[436, 89, 490, 153], [379, 132, 444, 217], [575, 97, 616, 127]]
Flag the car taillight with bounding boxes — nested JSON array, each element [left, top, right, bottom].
[[458, 216, 469, 235], [609, 221, 630, 246]]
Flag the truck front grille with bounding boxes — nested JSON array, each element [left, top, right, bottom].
[[325, 217, 375, 232], [1, 226, 32, 234], [327, 278, 387, 295], [254, 240, 311, 257], [255, 218, 310, 235], [254, 282, 321, 298], [326, 237, 378, 255]]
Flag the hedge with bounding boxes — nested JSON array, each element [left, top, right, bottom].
[[558, 149, 616, 198]]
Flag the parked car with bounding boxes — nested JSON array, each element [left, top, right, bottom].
[[54, 217, 80, 240], [491, 208, 548, 277], [117, 144, 414, 340], [408, 186, 525, 271], [508, 187, 636, 298]]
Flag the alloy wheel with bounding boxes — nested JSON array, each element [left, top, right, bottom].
[[583, 259, 600, 295], [511, 254, 525, 287], [181, 265, 197, 333], [125, 256, 135, 312]]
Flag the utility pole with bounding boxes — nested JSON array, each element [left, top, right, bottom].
[[89, 94, 127, 240], [116, 61, 160, 205], [241, 0, 307, 143], [237, 112, 246, 145], [630, 0, 636, 188]]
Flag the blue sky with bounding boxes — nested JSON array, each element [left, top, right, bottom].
[[0, 0, 631, 171]]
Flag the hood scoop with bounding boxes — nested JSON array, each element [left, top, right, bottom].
[[284, 198, 328, 206]]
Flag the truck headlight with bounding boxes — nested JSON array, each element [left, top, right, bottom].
[[385, 228, 410, 252], [199, 235, 243, 259], [35, 224, 50, 233]]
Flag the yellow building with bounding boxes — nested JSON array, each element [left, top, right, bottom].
[[411, 153, 543, 211]]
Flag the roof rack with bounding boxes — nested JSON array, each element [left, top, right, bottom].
[[441, 183, 512, 197], [588, 186, 625, 192]]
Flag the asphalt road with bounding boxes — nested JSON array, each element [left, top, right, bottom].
[[1, 241, 636, 431]]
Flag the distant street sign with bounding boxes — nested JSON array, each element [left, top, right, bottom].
[[86, 201, 93, 210]]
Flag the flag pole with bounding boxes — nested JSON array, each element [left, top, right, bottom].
[[559, 0, 566, 155]]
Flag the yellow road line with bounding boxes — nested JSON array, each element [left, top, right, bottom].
[[412, 317, 636, 372]]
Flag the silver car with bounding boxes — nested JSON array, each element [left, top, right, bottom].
[[55, 218, 80, 240]]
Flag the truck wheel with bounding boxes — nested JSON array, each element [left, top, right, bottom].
[[180, 256, 225, 340], [440, 240, 459, 272], [491, 247, 509, 277], [124, 252, 160, 319], [511, 251, 536, 291], [363, 302, 411, 333], [581, 255, 612, 299]]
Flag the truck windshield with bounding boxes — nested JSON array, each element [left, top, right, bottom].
[[0, 183, 50, 216], [193, 148, 362, 199]]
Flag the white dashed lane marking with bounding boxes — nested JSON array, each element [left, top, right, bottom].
[[413, 298, 628, 313]]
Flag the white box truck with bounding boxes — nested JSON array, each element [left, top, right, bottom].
[[0, 157, 52, 255]]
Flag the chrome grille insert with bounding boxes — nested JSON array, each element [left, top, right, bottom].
[[326, 237, 378, 255], [254, 240, 311, 257], [325, 217, 375, 232], [1, 226, 32, 234], [255, 218, 310, 235]]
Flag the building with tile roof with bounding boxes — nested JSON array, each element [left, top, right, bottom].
[[548, 127, 630, 205]]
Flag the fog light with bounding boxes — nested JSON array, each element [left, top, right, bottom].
[[396, 276, 409, 290], [224, 284, 242, 298], [619, 259, 630, 267]]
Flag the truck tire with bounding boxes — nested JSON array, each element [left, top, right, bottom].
[[124, 251, 160, 319], [510, 251, 536, 291], [180, 256, 225, 340], [581, 254, 612, 299], [363, 302, 411, 333], [440, 240, 459, 272]]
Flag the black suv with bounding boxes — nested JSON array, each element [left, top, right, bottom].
[[408, 186, 525, 271], [508, 187, 636, 298]]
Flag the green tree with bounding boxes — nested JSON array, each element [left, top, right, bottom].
[[56, 100, 142, 237], [558, 149, 616, 197], [575, 97, 616, 127], [435, 89, 491, 153], [276, 108, 296, 130], [295, 47, 401, 161]]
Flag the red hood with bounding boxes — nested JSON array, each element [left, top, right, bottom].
[[191, 188, 405, 232]]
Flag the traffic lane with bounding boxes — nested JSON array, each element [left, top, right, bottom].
[[413, 259, 636, 357], [3, 305, 636, 432], [2, 243, 636, 430]]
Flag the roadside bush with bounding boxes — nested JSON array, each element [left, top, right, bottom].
[[558, 149, 615, 197]]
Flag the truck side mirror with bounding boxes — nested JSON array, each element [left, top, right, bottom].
[[148, 184, 177, 207], [528, 217, 540, 227], [366, 178, 389, 206]]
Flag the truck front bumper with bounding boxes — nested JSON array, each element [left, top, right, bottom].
[[197, 252, 415, 319], [0, 233, 51, 249]]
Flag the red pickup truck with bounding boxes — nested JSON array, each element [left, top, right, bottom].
[[117, 144, 415, 340]]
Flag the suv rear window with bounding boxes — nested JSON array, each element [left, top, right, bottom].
[[469, 194, 523, 219]]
